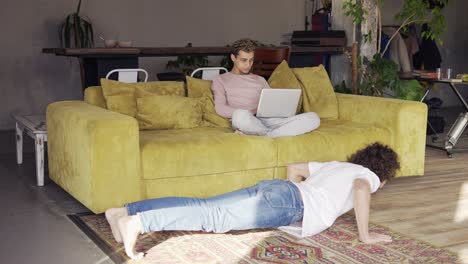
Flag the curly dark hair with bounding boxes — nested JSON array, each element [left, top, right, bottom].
[[347, 142, 400, 182], [230, 38, 257, 56]]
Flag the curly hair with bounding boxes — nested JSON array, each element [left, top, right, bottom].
[[230, 38, 257, 56], [347, 142, 400, 182]]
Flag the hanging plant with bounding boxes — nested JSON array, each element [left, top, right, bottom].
[[58, 0, 94, 48]]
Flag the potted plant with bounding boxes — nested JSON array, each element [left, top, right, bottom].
[[158, 43, 209, 81], [342, 0, 447, 99], [58, 0, 94, 48]]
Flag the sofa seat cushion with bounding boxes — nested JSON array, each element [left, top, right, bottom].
[[275, 119, 392, 166], [140, 127, 277, 179], [143, 168, 275, 199]]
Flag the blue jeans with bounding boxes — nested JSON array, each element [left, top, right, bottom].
[[126, 179, 304, 233]]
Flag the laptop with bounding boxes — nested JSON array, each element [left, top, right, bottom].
[[256, 88, 301, 118]]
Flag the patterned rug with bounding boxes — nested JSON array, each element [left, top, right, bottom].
[[69, 213, 459, 264]]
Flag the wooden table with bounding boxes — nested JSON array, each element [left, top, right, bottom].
[[409, 77, 468, 157], [42, 46, 346, 90]]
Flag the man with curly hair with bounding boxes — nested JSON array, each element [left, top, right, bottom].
[[106, 142, 399, 259], [211, 38, 320, 138]]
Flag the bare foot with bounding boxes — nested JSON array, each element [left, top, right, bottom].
[[234, 130, 245, 135], [105, 207, 128, 243], [118, 215, 144, 260]]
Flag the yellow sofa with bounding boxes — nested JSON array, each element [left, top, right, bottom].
[[47, 86, 427, 213]]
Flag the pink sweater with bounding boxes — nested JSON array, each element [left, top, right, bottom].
[[211, 72, 269, 118]]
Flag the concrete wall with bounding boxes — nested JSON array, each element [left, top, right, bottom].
[[1, 0, 466, 131], [0, 0, 306, 130]]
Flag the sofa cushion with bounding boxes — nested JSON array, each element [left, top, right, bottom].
[[186, 76, 213, 98], [144, 168, 275, 199], [136, 95, 203, 130], [100, 79, 185, 117], [293, 65, 339, 119], [84, 86, 106, 108], [185, 76, 231, 128], [106, 94, 136, 116], [274, 119, 392, 166], [139, 127, 277, 179], [268, 60, 303, 113]]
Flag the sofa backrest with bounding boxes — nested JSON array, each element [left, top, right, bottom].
[[84, 86, 106, 108]]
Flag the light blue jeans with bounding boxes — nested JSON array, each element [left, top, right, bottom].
[[126, 179, 304, 233]]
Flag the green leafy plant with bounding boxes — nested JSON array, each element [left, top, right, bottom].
[[58, 0, 94, 48], [343, 0, 447, 53], [321, 0, 332, 11], [342, 0, 447, 99], [361, 54, 401, 96], [396, 80, 425, 101], [166, 43, 209, 76], [334, 80, 353, 94], [342, 0, 367, 25]]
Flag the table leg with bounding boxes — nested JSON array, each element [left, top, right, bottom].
[[420, 86, 439, 142], [443, 84, 468, 156], [449, 83, 468, 110], [16, 122, 23, 164], [35, 134, 45, 186]]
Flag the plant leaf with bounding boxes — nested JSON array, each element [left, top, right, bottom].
[[83, 20, 94, 47], [78, 19, 86, 48], [76, 0, 82, 15], [58, 21, 64, 48], [73, 14, 81, 47], [64, 15, 72, 48]]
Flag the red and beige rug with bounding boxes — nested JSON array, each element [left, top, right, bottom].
[[69, 213, 459, 264]]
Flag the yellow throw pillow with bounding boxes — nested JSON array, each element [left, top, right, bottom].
[[100, 79, 185, 117], [268, 60, 303, 113], [293, 65, 339, 119], [199, 96, 231, 128], [185, 76, 231, 128], [84, 86, 106, 108], [136, 95, 203, 130], [106, 94, 136, 116], [186, 76, 213, 98]]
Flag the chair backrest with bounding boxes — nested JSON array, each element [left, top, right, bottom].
[[105, 68, 149, 83], [190, 67, 229, 80], [252, 47, 290, 79]]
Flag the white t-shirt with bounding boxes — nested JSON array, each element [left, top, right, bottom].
[[278, 161, 380, 238]]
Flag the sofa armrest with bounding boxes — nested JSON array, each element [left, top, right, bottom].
[[47, 101, 143, 213], [336, 93, 428, 177]]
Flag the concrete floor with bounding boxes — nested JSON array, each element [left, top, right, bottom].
[[0, 153, 113, 264]]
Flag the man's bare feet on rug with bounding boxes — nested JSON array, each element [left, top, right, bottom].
[[105, 207, 128, 243], [118, 215, 144, 260]]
